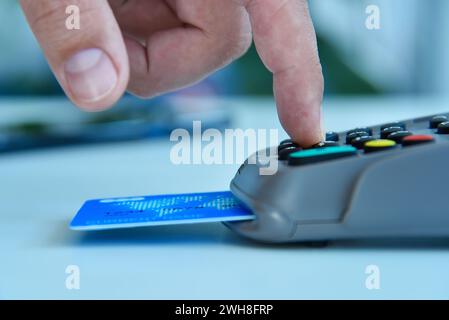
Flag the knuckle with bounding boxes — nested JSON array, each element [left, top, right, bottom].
[[226, 33, 253, 59], [213, 31, 252, 65]]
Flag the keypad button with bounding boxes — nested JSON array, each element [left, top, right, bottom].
[[279, 139, 293, 146], [437, 121, 449, 134], [311, 141, 339, 148], [325, 132, 339, 142], [380, 122, 406, 131], [278, 146, 302, 160], [346, 131, 368, 144], [380, 126, 403, 139], [347, 127, 373, 136], [387, 131, 413, 143], [364, 139, 397, 153], [430, 116, 448, 129], [278, 142, 299, 152], [288, 146, 357, 166], [351, 136, 375, 149], [402, 135, 435, 147]]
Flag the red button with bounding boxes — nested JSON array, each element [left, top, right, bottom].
[[402, 135, 435, 147]]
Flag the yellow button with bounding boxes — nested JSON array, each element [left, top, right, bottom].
[[364, 139, 397, 154], [364, 139, 396, 148]]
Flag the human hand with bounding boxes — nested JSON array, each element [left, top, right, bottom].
[[20, 0, 323, 146]]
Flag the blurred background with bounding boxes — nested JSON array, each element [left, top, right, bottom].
[[0, 0, 448, 152]]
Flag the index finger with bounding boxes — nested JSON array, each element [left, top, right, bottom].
[[243, 0, 324, 146]]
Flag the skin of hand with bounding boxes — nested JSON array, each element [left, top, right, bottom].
[[20, 0, 324, 146]]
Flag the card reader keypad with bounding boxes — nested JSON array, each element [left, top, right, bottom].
[[277, 114, 449, 166]]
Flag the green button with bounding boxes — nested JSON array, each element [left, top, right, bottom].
[[288, 146, 357, 166]]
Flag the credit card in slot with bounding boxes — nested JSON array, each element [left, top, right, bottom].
[[70, 191, 254, 231]]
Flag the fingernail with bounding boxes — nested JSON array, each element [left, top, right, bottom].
[[64, 48, 117, 103]]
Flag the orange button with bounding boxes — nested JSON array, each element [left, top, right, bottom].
[[402, 135, 434, 147]]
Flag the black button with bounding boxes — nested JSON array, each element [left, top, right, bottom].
[[311, 141, 339, 148], [430, 115, 448, 129], [351, 136, 375, 149], [380, 126, 403, 139], [347, 127, 373, 136], [278, 146, 302, 160], [387, 131, 413, 143], [279, 139, 293, 146], [437, 121, 449, 134], [380, 122, 406, 131], [346, 131, 368, 144], [278, 142, 299, 152], [325, 132, 339, 142]]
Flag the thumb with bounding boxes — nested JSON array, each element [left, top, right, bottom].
[[20, 0, 129, 110]]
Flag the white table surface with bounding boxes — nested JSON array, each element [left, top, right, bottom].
[[1, 95, 449, 299]]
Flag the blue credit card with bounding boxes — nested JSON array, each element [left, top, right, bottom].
[[70, 191, 254, 231]]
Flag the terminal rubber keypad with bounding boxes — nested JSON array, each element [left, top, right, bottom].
[[276, 115, 449, 166]]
